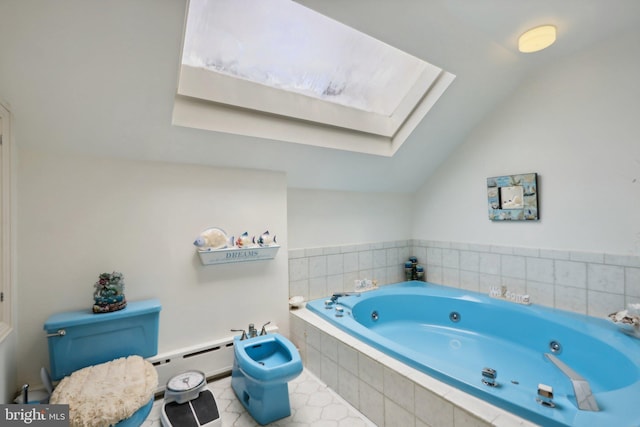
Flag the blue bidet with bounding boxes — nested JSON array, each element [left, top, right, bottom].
[[231, 333, 303, 425]]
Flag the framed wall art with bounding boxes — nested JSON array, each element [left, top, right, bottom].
[[487, 173, 538, 221]]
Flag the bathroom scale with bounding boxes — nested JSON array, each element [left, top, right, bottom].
[[161, 370, 221, 427]]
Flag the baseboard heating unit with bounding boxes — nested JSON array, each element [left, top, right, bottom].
[[148, 325, 278, 393]]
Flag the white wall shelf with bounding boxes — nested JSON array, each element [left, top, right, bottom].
[[197, 245, 280, 265]]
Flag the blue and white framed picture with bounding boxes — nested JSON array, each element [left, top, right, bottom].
[[487, 173, 538, 221]]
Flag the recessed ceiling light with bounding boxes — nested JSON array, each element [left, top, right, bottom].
[[518, 25, 557, 53]]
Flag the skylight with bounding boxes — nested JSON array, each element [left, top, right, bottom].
[[173, 0, 455, 156]]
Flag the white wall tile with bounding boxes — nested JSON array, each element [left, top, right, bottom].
[[513, 247, 539, 257], [605, 254, 640, 267], [426, 266, 443, 284], [327, 253, 344, 275], [387, 265, 404, 284], [570, 251, 604, 264], [452, 242, 470, 250], [359, 354, 384, 392], [398, 246, 411, 263], [479, 273, 500, 290], [414, 384, 454, 427], [501, 255, 525, 279], [526, 281, 554, 308], [290, 241, 640, 318], [359, 251, 374, 270], [443, 249, 460, 269], [453, 407, 492, 427], [490, 245, 513, 255], [306, 325, 322, 350], [413, 246, 427, 265], [460, 251, 480, 272], [359, 381, 384, 426], [306, 345, 321, 376], [373, 267, 388, 285], [460, 270, 480, 292], [306, 247, 325, 257], [344, 271, 359, 289], [539, 249, 570, 260], [327, 274, 345, 294], [384, 367, 415, 414], [427, 247, 443, 266], [468, 243, 490, 252], [309, 255, 327, 278], [374, 249, 387, 269], [338, 366, 360, 409], [358, 269, 373, 282], [555, 260, 587, 288], [337, 342, 359, 375], [322, 246, 341, 255], [626, 267, 640, 298], [526, 258, 554, 284], [588, 290, 624, 317], [289, 248, 306, 259], [555, 286, 587, 314], [290, 279, 309, 300], [479, 252, 500, 275], [289, 257, 309, 281], [321, 355, 338, 390], [385, 398, 415, 427], [386, 247, 400, 267], [321, 333, 339, 362], [443, 268, 461, 287], [309, 276, 328, 300], [500, 277, 525, 294], [588, 264, 624, 293], [343, 252, 359, 272]]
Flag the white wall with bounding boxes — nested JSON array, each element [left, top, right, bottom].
[[413, 28, 640, 256], [0, 332, 16, 403], [17, 150, 288, 386], [287, 188, 413, 249]]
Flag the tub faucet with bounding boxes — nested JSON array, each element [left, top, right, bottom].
[[330, 292, 357, 303], [544, 353, 599, 411]]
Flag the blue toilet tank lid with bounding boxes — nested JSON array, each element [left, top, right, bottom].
[[44, 299, 161, 331]]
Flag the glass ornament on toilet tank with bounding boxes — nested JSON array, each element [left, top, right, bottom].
[[93, 271, 127, 313]]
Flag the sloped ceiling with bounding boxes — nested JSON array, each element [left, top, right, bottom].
[[1, 0, 639, 192]]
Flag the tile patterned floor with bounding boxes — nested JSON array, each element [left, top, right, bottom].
[[143, 369, 375, 427]]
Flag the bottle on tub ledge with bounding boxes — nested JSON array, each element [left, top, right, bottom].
[[404, 257, 425, 281]]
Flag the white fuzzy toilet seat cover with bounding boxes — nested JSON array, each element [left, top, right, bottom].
[[50, 355, 158, 427]]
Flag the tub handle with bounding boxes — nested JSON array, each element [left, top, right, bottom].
[[481, 367, 498, 387], [46, 329, 66, 338]]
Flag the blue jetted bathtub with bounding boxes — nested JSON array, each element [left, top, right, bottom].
[[306, 281, 640, 427]]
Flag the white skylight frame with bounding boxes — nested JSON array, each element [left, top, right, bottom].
[[173, 0, 455, 156]]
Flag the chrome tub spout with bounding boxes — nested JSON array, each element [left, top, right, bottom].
[[544, 353, 599, 411], [330, 292, 358, 303]]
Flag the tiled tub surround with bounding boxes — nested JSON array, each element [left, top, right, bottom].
[[288, 241, 640, 426], [288, 241, 413, 302], [290, 308, 537, 427], [289, 240, 640, 318]]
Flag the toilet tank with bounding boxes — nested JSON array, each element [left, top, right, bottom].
[[44, 299, 161, 381]]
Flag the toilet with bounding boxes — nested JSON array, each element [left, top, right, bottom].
[[43, 299, 161, 427], [231, 333, 303, 425]]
